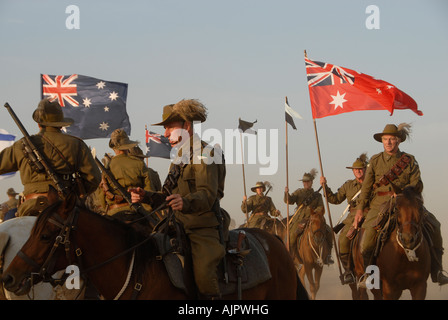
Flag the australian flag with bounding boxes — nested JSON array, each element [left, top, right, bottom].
[[145, 130, 171, 159], [40, 74, 131, 139]]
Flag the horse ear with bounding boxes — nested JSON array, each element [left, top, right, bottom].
[[62, 192, 77, 212], [390, 181, 403, 195], [47, 185, 60, 205]]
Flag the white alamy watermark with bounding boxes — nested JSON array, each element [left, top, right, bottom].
[[65, 265, 80, 289], [66, 5, 80, 30], [365, 5, 380, 30], [168, 122, 278, 176]]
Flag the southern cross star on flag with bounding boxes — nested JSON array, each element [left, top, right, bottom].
[[304, 57, 423, 118], [40, 74, 131, 139]]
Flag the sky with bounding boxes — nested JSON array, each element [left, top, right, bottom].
[[1, 0, 447, 299]]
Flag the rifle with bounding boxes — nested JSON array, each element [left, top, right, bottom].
[[94, 155, 158, 227], [4, 102, 71, 198], [288, 186, 323, 224]]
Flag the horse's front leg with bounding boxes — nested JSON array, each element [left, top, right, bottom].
[[381, 280, 402, 300], [410, 281, 427, 300]]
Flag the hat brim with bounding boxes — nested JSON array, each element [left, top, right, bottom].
[[251, 186, 266, 192], [39, 120, 74, 127], [152, 113, 185, 126], [373, 132, 406, 142], [346, 166, 365, 169], [116, 141, 139, 151]]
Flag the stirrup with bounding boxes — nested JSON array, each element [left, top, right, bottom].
[[357, 273, 369, 289], [340, 272, 356, 285]]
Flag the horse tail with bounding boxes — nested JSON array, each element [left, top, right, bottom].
[[296, 275, 309, 300]]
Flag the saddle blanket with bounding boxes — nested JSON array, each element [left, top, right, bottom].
[[152, 229, 272, 297]]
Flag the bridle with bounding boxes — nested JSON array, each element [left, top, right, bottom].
[[17, 206, 81, 288], [306, 214, 327, 267], [15, 203, 153, 299], [395, 206, 424, 262]]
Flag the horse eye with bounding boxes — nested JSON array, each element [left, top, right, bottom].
[[40, 234, 51, 242]]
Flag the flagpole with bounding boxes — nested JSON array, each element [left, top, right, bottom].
[[312, 118, 344, 280], [145, 125, 149, 167], [305, 49, 343, 280], [285, 97, 291, 252], [239, 131, 250, 225]]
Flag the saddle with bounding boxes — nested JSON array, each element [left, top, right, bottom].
[[151, 227, 272, 298]]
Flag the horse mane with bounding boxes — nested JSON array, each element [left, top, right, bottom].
[[397, 186, 424, 208], [34, 200, 157, 272]]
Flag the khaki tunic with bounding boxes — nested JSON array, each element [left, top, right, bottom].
[[356, 150, 422, 254], [102, 153, 154, 216], [325, 179, 362, 255], [284, 187, 325, 252], [0, 127, 101, 216], [164, 134, 227, 296], [241, 194, 279, 229]]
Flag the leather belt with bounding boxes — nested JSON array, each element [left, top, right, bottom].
[[377, 191, 395, 197], [252, 212, 267, 216], [24, 193, 48, 201]]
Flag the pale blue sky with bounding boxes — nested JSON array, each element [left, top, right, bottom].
[[1, 0, 447, 298]]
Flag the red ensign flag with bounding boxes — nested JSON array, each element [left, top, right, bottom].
[[305, 57, 423, 119]]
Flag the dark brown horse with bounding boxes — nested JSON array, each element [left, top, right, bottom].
[[2, 189, 307, 300], [376, 186, 430, 299], [295, 209, 330, 300]]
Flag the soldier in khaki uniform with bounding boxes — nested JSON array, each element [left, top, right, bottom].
[[128, 145, 162, 192], [320, 153, 368, 284], [130, 99, 229, 298], [355, 124, 448, 287], [1, 188, 19, 220], [0, 99, 101, 216], [284, 169, 333, 264], [241, 181, 280, 229], [100, 129, 155, 217]]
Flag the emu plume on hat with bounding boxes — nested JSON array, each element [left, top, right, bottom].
[[251, 181, 266, 192], [346, 153, 368, 169], [300, 168, 317, 182], [373, 123, 411, 142], [152, 99, 208, 126], [108, 128, 139, 150]]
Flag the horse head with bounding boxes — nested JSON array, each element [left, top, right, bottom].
[[2, 186, 79, 296], [308, 208, 326, 245], [395, 186, 424, 250]]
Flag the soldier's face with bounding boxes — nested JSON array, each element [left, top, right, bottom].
[[352, 168, 365, 180], [302, 180, 312, 189], [256, 187, 264, 195], [382, 134, 400, 154], [164, 121, 191, 147]]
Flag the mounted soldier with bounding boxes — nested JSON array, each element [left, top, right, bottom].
[[128, 145, 162, 192], [0, 99, 101, 216], [354, 123, 448, 287], [241, 181, 281, 230], [130, 99, 230, 299], [320, 153, 368, 284], [285, 169, 333, 264], [99, 129, 155, 218]]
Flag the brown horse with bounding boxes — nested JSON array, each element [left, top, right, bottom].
[[376, 186, 430, 299], [2, 189, 307, 300], [294, 209, 330, 300]]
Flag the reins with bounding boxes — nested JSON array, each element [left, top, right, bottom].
[[17, 203, 155, 299]]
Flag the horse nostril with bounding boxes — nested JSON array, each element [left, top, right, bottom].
[[2, 273, 15, 288]]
